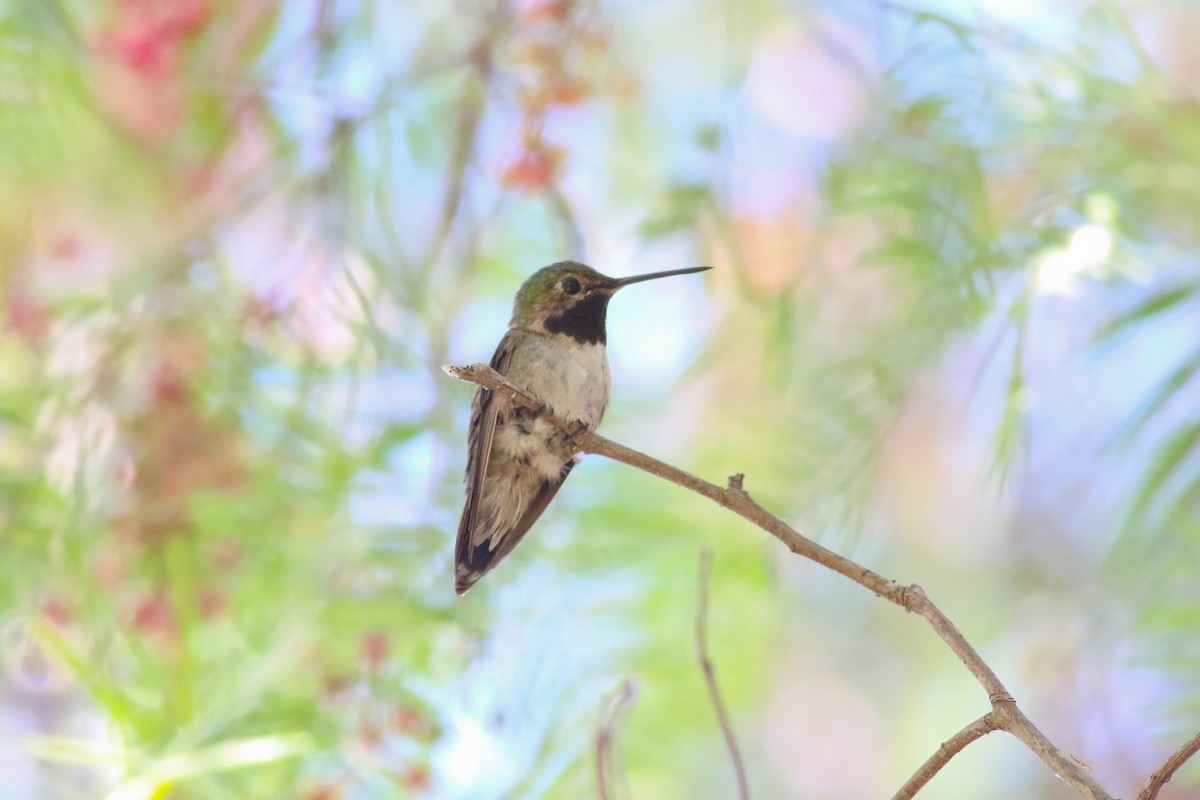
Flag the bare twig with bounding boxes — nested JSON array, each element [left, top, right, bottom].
[[443, 362, 1121, 800], [595, 679, 637, 800], [546, 184, 586, 260], [891, 713, 999, 800], [1139, 730, 1200, 800], [696, 549, 750, 800], [417, 35, 492, 279]]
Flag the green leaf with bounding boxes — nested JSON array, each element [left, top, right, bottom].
[[1094, 283, 1198, 343], [639, 184, 711, 238], [1113, 349, 1200, 446], [899, 95, 950, 130], [1164, 471, 1200, 530], [911, 10, 979, 53], [368, 422, 422, 466], [1128, 420, 1200, 523], [31, 621, 141, 736], [862, 238, 946, 272], [103, 733, 314, 800], [694, 124, 721, 152]]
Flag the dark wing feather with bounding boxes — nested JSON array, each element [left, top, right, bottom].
[[455, 460, 575, 595], [455, 332, 517, 581], [476, 459, 574, 568]]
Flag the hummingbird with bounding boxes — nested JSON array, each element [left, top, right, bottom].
[[454, 260, 710, 595]]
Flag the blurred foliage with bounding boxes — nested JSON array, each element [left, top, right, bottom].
[[2, 0, 1200, 798]]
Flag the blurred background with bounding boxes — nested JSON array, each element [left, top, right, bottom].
[[2, 0, 1200, 797]]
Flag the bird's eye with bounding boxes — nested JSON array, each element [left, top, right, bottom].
[[562, 277, 581, 295]]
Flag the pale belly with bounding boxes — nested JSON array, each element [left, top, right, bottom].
[[494, 336, 610, 479]]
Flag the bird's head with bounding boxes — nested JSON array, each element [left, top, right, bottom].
[[511, 260, 709, 345]]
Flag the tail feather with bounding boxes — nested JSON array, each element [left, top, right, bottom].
[[454, 460, 576, 594]]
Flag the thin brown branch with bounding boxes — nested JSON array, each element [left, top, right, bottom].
[[546, 183, 586, 260], [1139, 730, 1200, 800], [442, 363, 1117, 800], [891, 713, 999, 800], [595, 679, 637, 800], [696, 549, 750, 800], [418, 37, 491, 276]]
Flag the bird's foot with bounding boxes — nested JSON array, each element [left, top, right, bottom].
[[564, 419, 590, 438]]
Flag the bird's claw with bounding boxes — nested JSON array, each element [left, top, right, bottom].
[[519, 403, 585, 436]]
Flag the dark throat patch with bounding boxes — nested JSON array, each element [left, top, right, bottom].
[[544, 292, 610, 345]]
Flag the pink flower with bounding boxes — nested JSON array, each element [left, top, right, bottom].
[[500, 146, 563, 192], [130, 593, 178, 643], [6, 296, 49, 342], [361, 631, 389, 671], [103, 15, 178, 79], [197, 586, 228, 618]]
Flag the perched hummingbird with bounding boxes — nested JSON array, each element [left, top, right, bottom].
[[454, 260, 710, 595]]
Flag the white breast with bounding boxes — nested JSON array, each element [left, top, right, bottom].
[[508, 336, 611, 429]]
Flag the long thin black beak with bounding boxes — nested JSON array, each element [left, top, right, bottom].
[[613, 266, 711, 288]]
